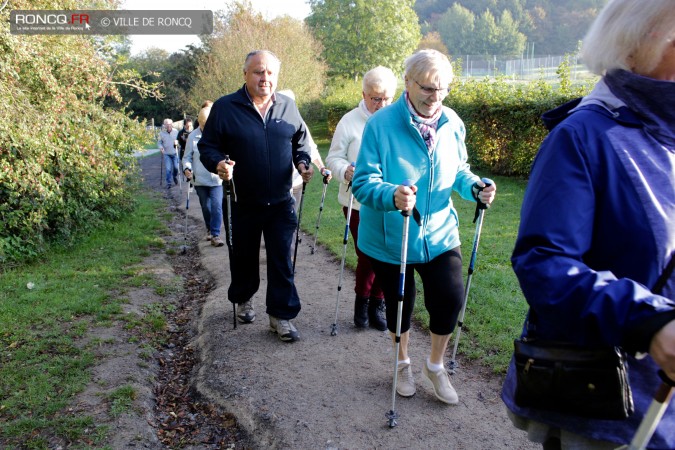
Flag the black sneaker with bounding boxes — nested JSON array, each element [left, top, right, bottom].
[[368, 298, 387, 331]]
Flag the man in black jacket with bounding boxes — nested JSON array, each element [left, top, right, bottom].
[[198, 50, 313, 342], [176, 119, 193, 161]]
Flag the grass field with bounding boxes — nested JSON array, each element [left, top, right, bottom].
[[0, 183, 169, 447]]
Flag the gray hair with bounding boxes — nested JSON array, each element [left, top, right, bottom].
[[243, 50, 281, 72], [581, 0, 675, 76], [362, 66, 398, 94], [404, 49, 453, 86], [163, 118, 173, 126]]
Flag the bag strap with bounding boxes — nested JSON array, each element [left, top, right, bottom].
[[652, 253, 675, 295]]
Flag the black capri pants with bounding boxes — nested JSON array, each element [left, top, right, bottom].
[[368, 247, 464, 336]]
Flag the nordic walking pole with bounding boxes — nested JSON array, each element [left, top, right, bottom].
[[616, 371, 675, 450], [175, 141, 182, 191], [448, 177, 494, 374], [386, 179, 414, 428], [181, 180, 193, 254], [330, 162, 356, 337], [292, 180, 307, 274], [222, 155, 236, 329], [224, 155, 234, 253], [311, 169, 331, 255], [159, 152, 164, 187]]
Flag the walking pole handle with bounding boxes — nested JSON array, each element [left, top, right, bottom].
[[473, 177, 493, 222], [400, 179, 423, 226], [621, 370, 675, 450], [322, 169, 331, 184], [224, 154, 231, 172], [347, 162, 356, 190], [400, 179, 414, 217]]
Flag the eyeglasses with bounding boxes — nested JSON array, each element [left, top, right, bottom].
[[370, 96, 393, 104], [414, 80, 448, 96]]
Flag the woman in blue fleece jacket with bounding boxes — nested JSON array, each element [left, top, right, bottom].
[[501, 0, 675, 448], [352, 49, 496, 405]]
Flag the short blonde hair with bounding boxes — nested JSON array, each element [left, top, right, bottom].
[[362, 66, 398, 95], [404, 49, 453, 87], [581, 0, 675, 76]]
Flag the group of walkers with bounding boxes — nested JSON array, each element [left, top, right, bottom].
[[154, 0, 674, 447], [192, 48, 496, 412]]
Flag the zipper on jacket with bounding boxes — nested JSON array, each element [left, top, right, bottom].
[[263, 107, 271, 205], [423, 152, 433, 262], [248, 101, 272, 205]]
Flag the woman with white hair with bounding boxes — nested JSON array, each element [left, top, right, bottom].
[[352, 51, 496, 405], [502, 0, 675, 447], [325, 65, 398, 331], [182, 104, 224, 247]]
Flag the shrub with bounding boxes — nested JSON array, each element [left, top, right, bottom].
[[445, 59, 593, 176], [0, 1, 150, 267]]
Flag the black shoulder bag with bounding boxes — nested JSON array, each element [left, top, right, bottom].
[[513, 255, 675, 420]]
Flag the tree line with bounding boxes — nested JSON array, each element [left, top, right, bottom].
[[416, 0, 608, 56], [115, 0, 605, 125]]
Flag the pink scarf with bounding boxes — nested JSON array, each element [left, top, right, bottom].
[[405, 92, 442, 152]]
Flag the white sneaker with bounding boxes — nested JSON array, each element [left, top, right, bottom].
[[423, 363, 458, 405], [396, 362, 416, 397]]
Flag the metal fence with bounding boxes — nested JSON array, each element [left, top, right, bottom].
[[458, 54, 590, 81]]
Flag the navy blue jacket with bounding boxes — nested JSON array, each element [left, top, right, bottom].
[[198, 87, 311, 205], [502, 85, 675, 447]]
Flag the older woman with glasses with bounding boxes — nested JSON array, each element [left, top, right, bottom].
[[352, 49, 496, 404], [326, 65, 398, 331], [502, 0, 675, 448]]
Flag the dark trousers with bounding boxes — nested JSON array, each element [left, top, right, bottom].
[[226, 197, 300, 320], [369, 248, 464, 335]]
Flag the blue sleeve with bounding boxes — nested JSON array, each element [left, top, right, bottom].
[[511, 124, 672, 347], [451, 121, 480, 201], [292, 118, 311, 169]]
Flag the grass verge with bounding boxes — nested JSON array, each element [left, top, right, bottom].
[[0, 184, 168, 447], [303, 124, 529, 373]]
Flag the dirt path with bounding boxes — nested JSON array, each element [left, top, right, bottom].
[[88, 152, 537, 449]]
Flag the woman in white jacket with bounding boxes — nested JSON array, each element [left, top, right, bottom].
[[182, 103, 224, 247], [277, 90, 331, 212], [325, 66, 398, 331]]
